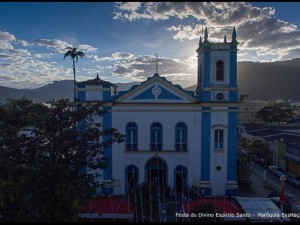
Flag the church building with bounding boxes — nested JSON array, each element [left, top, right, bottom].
[[76, 27, 239, 197]]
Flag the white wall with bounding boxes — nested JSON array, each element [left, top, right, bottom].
[[111, 105, 202, 194], [210, 108, 228, 196]]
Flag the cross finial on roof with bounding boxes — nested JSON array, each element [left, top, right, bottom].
[[155, 53, 159, 75]]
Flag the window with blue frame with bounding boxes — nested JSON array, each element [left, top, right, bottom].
[[214, 129, 224, 150], [175, 122, 187, 151], [150, 122, 162, 151], [126, 122, 138, 151]]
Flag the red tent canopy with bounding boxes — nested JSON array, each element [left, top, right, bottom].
[[183, 198, 241, 214], [79, 197, 133, 220]]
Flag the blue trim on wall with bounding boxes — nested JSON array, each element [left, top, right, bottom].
[[158, 85, 183, 100], [203, 51, 211, 88], [197, 54, 201, 91], [227, 111, 237, 181], [103, 91, 111, 101], [201, 110, 211, 181], [77, 84, 85, 102], [229, 91, 238, 102], [230, 47, 237, 88], [77, 91, 86, 102], [226, 188, 239, 197], [103, 106, 113, 194], [202, 188, 212, 197], [132, 86, 154, 100], [202, 91, 211, 102], [77, 84, 85, 88]]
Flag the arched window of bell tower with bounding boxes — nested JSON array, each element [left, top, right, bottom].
[[216, 60, 224, 81]]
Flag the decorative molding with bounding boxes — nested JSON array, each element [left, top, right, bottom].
[[152, 85, 161, 98]]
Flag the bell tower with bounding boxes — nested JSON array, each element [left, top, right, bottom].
[[197, 27, 239, 197], [196, 27, 238, 103]]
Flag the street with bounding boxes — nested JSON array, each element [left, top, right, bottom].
[[251, 161, 300, 202]]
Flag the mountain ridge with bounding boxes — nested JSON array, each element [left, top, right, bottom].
[[1, 58, 300, 103]]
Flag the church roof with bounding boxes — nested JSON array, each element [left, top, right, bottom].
[[115, 73, 197, 103], [77, 73, 117, 87]]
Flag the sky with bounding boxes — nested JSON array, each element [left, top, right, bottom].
[[1, 2, 300, 89]]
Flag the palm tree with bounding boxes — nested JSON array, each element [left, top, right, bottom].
[[63, 47, 85, 101]]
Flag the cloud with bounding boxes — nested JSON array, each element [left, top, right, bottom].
[[0, 34, 71, 88], [111, 54, 196, 87], [34, 53, 53, 59], [0, 49, 32, 62], [113, 2, 275, 23], [0, 31, 16, 42], [32, 39, 70, 53], [167, 24, 202, 41], [0, 76, 14, 81], [117, 2, 141, 11], [32, 39, 98, 54], [78, 44, 98, 52], [114, 2, 300, 62], [0, 54, 11, 59], [0, 56, 71, 89], [112, 52, 134, 59], [0, 31, 98, 89], [0, 31, 16, 50], [88, 52, 134, 62], [16, 40, 30, 47]]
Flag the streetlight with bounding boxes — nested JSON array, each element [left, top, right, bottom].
[[279, 174, 286, 222]]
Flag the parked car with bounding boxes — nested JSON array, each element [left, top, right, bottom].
[[268, 166, 286, 177], [286, 173, 300, 188]]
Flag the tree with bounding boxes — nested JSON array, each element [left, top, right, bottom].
[[256, 106, 294, 124], [0, 98, 124, 222], [64, 47, 85, 101], [237, 137, 273, 187], [237, 138, 253, 188]]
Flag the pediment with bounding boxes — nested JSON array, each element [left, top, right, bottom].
[[116, 74, 196, 103]]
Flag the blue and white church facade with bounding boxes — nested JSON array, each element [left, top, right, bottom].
[[76, 27, 239, 197]]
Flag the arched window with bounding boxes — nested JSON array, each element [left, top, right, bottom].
[[126, 122, 138, 151], [150, 122, 162, 151], [216, 60, 224, 81], [125, 165, 138, 192], [175, 122, 187, 151], [214, 129, 224, 150]]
